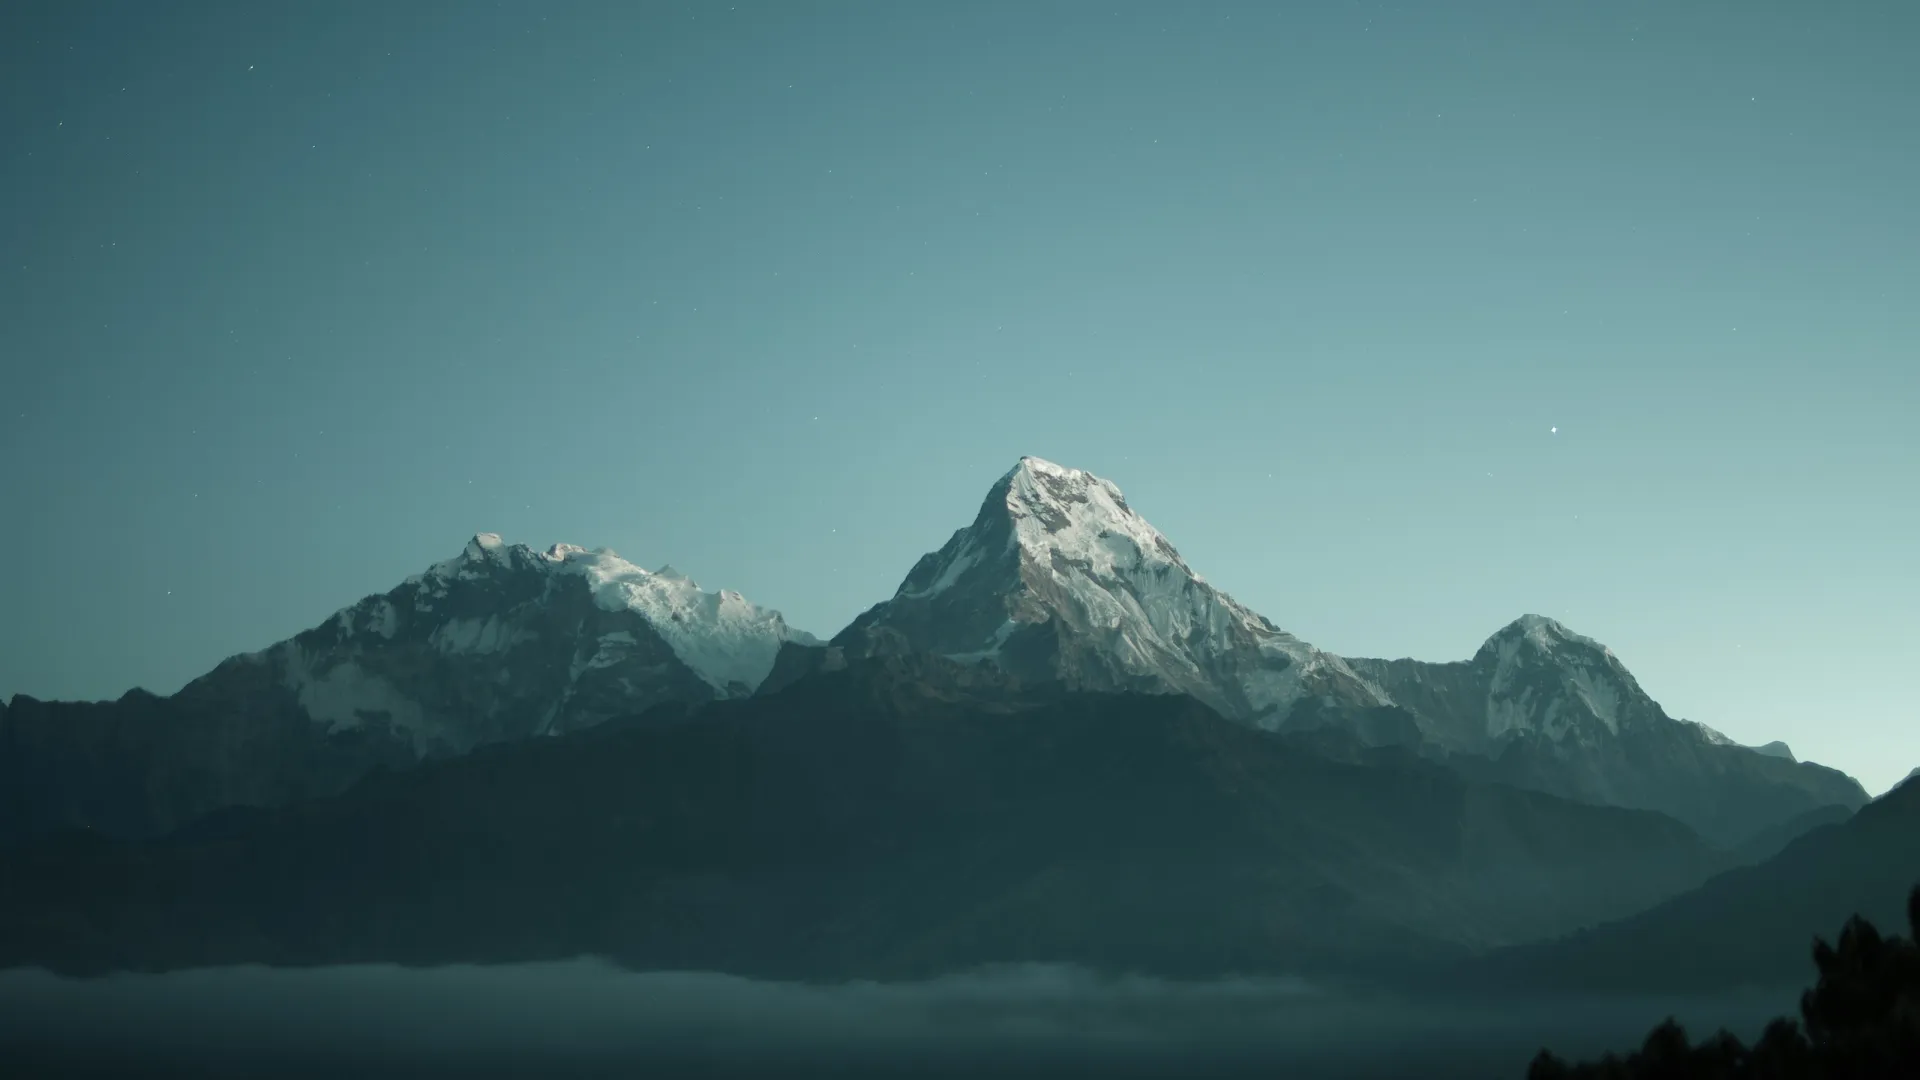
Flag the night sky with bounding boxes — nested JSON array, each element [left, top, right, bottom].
[[2, 1, 1915, 794]]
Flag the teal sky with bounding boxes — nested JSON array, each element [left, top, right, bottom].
[[3, 1, 1915, 795]]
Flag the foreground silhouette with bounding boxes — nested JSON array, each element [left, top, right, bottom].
[[1528, 886, 1920, 1078]]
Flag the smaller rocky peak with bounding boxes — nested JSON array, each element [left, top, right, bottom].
[[1476, 614, 1612, 663], [463, 533, 508, 561]]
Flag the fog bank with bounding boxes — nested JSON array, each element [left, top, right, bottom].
[[0, 961, 1799, 1079]]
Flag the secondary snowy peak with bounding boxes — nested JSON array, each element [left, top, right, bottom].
[[1344, 618, 1869, 843], [838, 458, 1385, 723], [216, 532, 824, 761], [2, 536, 818, 840], [1468, 614, 1659, 742], [405, 533, 816, 695], [1343, 614, 1674, 750], [1478, 614, 1605, 656]]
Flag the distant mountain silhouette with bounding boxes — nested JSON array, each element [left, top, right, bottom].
[[0, 656, 1727, 980], [1728, 802, 1856, 866], [1469, 775, 1920, 996]]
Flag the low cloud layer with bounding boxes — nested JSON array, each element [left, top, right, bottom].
[[0, 961, 1798, 1079]]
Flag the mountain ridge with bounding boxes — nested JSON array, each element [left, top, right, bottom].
[[1, 457, 1869, 849], [0, 534, 815, 840], [1461, 773, 1920, 996], [834, 456, 1391, 723], [0, 657, 1734, 981], [835, 459, 1867, 844]]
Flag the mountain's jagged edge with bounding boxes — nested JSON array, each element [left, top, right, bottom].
[[0, 657, 1736, 982], [835, 459, 1868, 847], [2, 460, 1874, 856], [0, 534, 815, 842], [1454, 773, 1920, 997]]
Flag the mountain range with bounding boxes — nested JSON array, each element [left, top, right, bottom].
[[1, 458, 1865, 848], [0, 654, 1733, 979], [794, 457, 1862, 844], [0, 455, 1903, 991]]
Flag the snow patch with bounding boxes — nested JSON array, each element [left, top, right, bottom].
[[945, 618, 1021, 664], [392, 535, 815, 694], [1689, 721, 1739, 747], [1564, 662, 1624, 735], [282, 645, 428, 746], [585, 629, 639, 670], [557, 547, 806, 693], [900, 534, 984, 600], [367, 598, 399, 639], [429, 615, 531, 655], [1486, 685, 1537, 740]]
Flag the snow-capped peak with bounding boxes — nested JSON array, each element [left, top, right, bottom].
[[1478, 614, 1611, 658], [464, 532, 509, 562], [1474, 615, 1652, 740], [843, 458, 1385, 722], [406, 534, 816, 694], [998, 456, 1197, 584]]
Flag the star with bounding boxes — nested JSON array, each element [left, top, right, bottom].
[[1551, 427, 1558, 434]]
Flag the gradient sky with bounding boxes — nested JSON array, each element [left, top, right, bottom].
[[3, 1, 1915, 794]]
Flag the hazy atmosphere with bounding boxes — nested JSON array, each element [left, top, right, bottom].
[[2, 0, 1915, 798], [5, 7, 1920, 1080], [0, 963, 1799, 1080]]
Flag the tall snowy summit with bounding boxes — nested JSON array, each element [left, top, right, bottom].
[[834, 457, 1385, 723]]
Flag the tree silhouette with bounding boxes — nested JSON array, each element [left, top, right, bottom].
[[1527, 885, 1920, 1079]]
